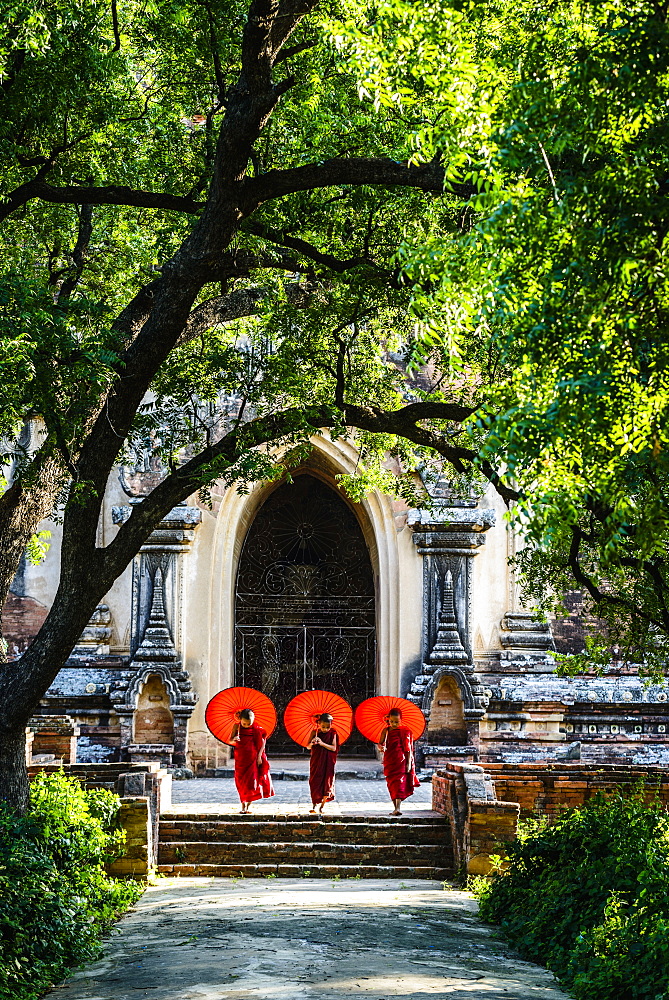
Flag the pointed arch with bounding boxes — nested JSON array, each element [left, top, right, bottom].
[[200, 434, 402, 756]]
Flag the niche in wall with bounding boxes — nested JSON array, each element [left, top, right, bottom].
[[133, 673, 174, 745], [428, 674, 467, 745]]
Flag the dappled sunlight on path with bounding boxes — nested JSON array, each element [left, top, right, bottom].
[[48, 878, 570, 1000]]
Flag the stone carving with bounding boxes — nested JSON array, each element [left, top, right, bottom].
[[110, 501, 202, 768], [500, 612, 555, 654], [407, 506, 494, 755], [72, 604, 113, 656], [428, 572, 468, 666]]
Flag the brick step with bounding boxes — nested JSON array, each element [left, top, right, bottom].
[[162, 812, 441, 823], [158, 840, 450, 866], [156, 862, 453, 880], [159, 820, 451, 847]]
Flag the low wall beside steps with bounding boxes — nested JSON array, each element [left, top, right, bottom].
[[28, 761, 172, 878], [432, 761, 669, 875]]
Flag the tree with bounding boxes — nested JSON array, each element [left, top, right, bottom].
[[0, 0, 504, 811], [333, 0, 669, 674], [5, 0, 668, 813]]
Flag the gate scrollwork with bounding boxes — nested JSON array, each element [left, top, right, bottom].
[[235, 475, 376, 753]]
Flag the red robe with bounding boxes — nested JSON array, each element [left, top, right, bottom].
[[383, 726, 420, 801], [309, 729, 339, 805], [233, 723, 274, 803]]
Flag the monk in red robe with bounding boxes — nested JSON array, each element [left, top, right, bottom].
[[377, 708, 420, 815], [307, 713, 339, 814], [229, 708, 274, 813]]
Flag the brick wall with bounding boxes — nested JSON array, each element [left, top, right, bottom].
[[483, 762, 669, 818], [29, 715, 79, 764], [3, 592, 48, 660], [28, 762, 172, 879], [432, 764, 520, 874], [432, 760, 669, 874], [107, 797, 153, 878], [550, 590, 605, 655], [468, 801, 519, 875]]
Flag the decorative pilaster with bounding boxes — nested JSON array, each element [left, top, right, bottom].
[[113, 501, 202, 655], [408, 506, 495, 662], [110, 503, 201, 766], [407, 505, 495, 749]]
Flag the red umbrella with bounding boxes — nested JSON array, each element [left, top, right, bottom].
[[284, 690, 353, 748], [354, 696, 426, 743], [205, 686, 277, 744]]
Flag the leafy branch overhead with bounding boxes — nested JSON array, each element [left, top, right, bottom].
[[0, 0, 500, 798]]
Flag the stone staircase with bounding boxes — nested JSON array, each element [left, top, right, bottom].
[[157, 813, 453, 879]]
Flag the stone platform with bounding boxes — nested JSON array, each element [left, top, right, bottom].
[[214, 756, 386, 781]]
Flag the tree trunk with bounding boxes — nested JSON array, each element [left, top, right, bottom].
[[0, 726, 29, 814]]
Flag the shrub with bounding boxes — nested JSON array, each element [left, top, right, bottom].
[[476, 791, 669, 1000], [0, 772, 142, 1000]]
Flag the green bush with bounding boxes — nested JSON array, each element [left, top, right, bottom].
[[476, 791, 669, 1000], [0, 772, 143, 1000]]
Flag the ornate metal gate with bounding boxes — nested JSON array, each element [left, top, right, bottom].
[[235, 474, 376, 754]]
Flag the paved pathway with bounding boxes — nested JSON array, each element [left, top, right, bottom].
[[170, 778, 435, 817], [49, 878, 570, 1000]]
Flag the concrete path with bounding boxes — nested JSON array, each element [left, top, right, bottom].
[[49, 878, 570, 1000], [171, 777, 436, 817]]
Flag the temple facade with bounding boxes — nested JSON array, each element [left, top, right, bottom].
[[7, 433, 669, 771]]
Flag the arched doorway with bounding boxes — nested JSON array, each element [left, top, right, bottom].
[[235, 474, 376, 754]]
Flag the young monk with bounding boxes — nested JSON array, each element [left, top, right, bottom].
[[307, 713, 339, 814], [377, 708, 420, 816], [228, 708, 274, 814]]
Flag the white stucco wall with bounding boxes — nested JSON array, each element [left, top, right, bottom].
[[471, 484, 515, 657]]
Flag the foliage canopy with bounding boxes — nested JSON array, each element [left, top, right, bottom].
[[332, 0, 669, 674]]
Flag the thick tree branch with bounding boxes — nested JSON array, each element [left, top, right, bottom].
[[177, 279, 319, 345], [111, 0, 121, 50], [275, 39, 316, 63], [566, 525, 666, 630], [242, 157, 474, 208], [0, 180, 203, 223], [105, 398, 516, 579], [57, 204, 94, 303], [244, 219, 374, 273], [341, 402, 521, 503]]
